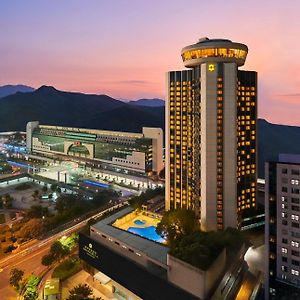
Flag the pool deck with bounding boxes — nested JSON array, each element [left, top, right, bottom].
[[113, 210, 161, 231], [91, 207, 169, 266]]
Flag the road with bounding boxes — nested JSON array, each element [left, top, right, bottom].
[[235, 272, 256, 300], [0, 201, 128, 300], [0, 243, 50, 299]]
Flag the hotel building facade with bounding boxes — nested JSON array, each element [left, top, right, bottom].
[[265, 154, 300, 299], [165, 38, 257, 231]]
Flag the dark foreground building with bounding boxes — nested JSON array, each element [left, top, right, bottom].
[[265, 154, 300, 299], [79, 207, 246, 300]]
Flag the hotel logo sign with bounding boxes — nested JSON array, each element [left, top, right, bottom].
[[208, 64, 215, 72], [83, 242, 99, 260]]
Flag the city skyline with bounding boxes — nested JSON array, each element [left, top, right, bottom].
[[1, 0, 299, 126]]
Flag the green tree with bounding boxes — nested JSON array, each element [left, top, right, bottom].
[[93, 189, 118, 206], [159, 167, 165, 179], [169, 228, 245, 271], [50, 241, 70, 260], [32, 190, 39, 200], [156, 209, 199, 246], [2, 194, 13, 209], [18, 218, 44, 240], [9, 268, 24, 290], [129, 187, 164, 209], [13, 131, 23, 142], [55, 194, 79, 214], [27, 205, 49, 218], [41, 254, 55, 266], [23, 275, 40, 300], [50, 184, 58, 192], [67, 283, 101, 300]]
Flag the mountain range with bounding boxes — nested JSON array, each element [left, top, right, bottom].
[[0, 84, 35, 98], [128, 98, 165, 107], [0, 85, 164, 134], [0, 85, 299, 178]]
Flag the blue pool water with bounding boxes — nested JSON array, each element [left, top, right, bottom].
[[128, 225, 165, 243], [134, 219, 146, 225]]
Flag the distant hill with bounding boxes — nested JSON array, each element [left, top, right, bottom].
[[1, 85, 300, 179], [0, 85, 164, 133], [86, 105, 164, 133], [0, 84, 35, 98], [129, 98, 165, 107], [258, 119, 300, 177]]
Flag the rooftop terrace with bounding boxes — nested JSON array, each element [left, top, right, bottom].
[[91, 207, 169, 266]]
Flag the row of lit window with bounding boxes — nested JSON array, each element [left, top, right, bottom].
[[237, 102, 256, 107], [238, 120, 255, 125], [169, 97, 192, 102], [170, 120, 187, 125], [238, 196, 256, 203], [238, 92, 256, 96], [216, 81, 224, 227], [170, 115, 187, 120], [170, 92, 188, 96], [238, 86, 255, 91], [237, 170, 256, 176], [238, 137, 256, 143], [170, 81, 191, 86], [238, 162, 256, 168], [238, 115, 254, 120], [181, 47, 247, 61], [238, 200, 254, 206], [239, 204, 255, 210], [238, 188, 256, 195], [170, 86, 189, 91], [240, 164, 256, 169]]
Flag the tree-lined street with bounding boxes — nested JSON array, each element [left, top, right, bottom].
[[0, 201, 128, 299]]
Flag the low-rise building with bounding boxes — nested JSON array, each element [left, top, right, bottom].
[[26, 122, 163, 176], [43, 278, 60, 300], [79, 207, 245, 300]]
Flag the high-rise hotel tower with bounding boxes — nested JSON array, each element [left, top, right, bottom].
[[165, 37, 257, 231]]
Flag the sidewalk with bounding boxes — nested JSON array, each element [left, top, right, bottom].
[[61, 270, 109, 300]]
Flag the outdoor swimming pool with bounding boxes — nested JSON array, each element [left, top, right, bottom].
[[113, 211, 166, 244], [128, 225, 165, 243], [134, 219, 146, 225]]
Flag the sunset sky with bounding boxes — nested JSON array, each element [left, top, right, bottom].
[[0, 0, 299, 125]]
